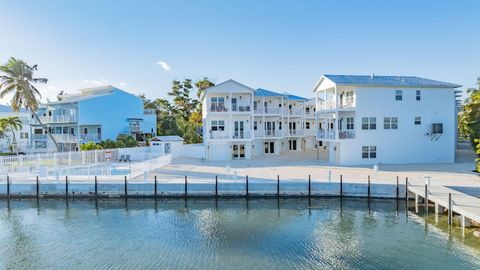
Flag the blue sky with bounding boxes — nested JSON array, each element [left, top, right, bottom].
[[0, 0, 479, 104]]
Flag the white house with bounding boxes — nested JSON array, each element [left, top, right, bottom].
[[31, 85, 157, 152], [0, 104, 31, 153], [201, 80, 313, 161], [314, 74, 461, 165]]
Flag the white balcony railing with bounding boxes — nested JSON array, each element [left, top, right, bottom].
[[305, 128, 316, 136], [210, 104, 228, 112], [254, 129, 282, 138], [35, 114, 77, 124], [317, 129, 336, 139], [340, 97, 356, 108], [209, 130, 229, 140], [232, 130, 251, 139], [33, 134, 47, 140], [339, 130, 355, 139], [231, 102, 251, 112], [286, 129, 305, 136], [79, 134, 102, 142], [318, 101, 336, 110], [254, 106, 283, 115], [284, 108, 304, 116]]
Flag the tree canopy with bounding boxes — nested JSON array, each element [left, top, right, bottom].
[[141, 77, 214, 144]]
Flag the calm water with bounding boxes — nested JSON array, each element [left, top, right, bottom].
[[0, 198, 479, 270]]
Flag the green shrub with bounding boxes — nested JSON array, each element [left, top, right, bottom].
[[80, 141, 103, 151]]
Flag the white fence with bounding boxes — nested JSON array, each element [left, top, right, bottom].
[[0, 147, 169, 180]]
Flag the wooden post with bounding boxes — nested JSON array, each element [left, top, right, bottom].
[[94, 176, 98, 197], [184, 175, 187, 198], [368, 175, 371, 198], [6, 176, 10, 199], [396, 176, 399, 199], [215, 175, 218, 197], [36, 175, 40, 198], [340, 174, 343, 197], [124, 175, 128, 198], [308, 175, 311, 197], [246, 175, 249, 197], [154, 175, 157, 198], [448, 193, 453, 226], [424, 184, 428, 214], [277, 175, 280, 197], [65, 176, 69, 197], [405, 177, 408, 201]]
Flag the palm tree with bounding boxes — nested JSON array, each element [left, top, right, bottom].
[[0, 57, 60, 151], [0, 116, 23, 155]]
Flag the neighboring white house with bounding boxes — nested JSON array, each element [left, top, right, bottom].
[[0, 104, 31, 153], [30, 85, 157, 152], [314, 74, 461, 165], [201, 79, 313, 161]]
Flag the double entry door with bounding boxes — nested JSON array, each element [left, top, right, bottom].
[[264, 141, 275, 154], [232, 144, 245, 160], [234, 121, 245, 139]]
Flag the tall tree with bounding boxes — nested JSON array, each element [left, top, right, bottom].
[[0, 57, 60, 151], [459, 77, 480, 146], [0, 116, 23, 155], [195, 77, 215, 98]]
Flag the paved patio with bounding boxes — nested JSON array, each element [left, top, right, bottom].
[[148, 142, 479, 189]]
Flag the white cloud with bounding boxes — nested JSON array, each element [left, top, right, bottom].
[[156, 61, 171, 71]]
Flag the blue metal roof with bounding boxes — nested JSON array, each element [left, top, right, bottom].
[[283, 93, 309, 101], [324, 75, 461, 88], [254, 88, 285, 97]]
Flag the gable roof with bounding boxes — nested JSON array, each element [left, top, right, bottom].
[[284, 93, 309, 101], [200, 79, 255, 101], [323, 74, 461, 88], [0, 104, 27, 113], [254, 88, 285, 97]]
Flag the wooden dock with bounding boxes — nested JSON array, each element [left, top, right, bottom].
[[408, 182, 480, 229]]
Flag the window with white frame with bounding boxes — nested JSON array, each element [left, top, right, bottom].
[[210, 97, 225, 111], [395, 90, 403, 101], [416, 90, 421, 101], [253, 121, 257, 130], [362, 146, 377, 159], [384, 117, 398, 129], [211, 120, 225, 131], [346, 117, 354, 130], [362, 117, 376, 130], [306, 122, 310, 129], [414, 116, 421, 125]]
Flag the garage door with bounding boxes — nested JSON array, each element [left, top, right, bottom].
[[209, 144, 230, 161]]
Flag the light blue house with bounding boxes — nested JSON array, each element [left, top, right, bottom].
[[31, 85, 156, 152]]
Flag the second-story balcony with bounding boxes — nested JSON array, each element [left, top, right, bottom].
[[285, 129, 305, 136], [210, 103, 228, 112], [254, 106, 282, 115], [50, 133, 102, 143], [209, 130, 252, 140], [305, 128, 316, 136], [317, 129, 336, 140], [34, 114, 77, 124], [254, 129, 282, 138], [317, 129, 355, 140], [231, 102, 251, 113], [284, 108, 304, 116], [340, 97, 356, 109]]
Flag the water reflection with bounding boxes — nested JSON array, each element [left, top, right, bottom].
[[0, 198, 479, 270]]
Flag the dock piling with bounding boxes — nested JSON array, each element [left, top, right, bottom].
[[368, 175, 371, 198], [308, 175, 311, 197], [425, 184, 428, 214], [277, 175, 280, 197], [36, 176, 39, 198], [340, 174, 343, 197], [94, 176, 98, 198], [448, 193, 453, 226], [154, 175, 157, 197], [396, 176, 399, 199], [215, 175, 218, 197], [124, 175, 128, 198], [405, 177, 409, 201], [184, 176, 187, 198], [65, 176, 69, 197], [246, 175, 249, 197], [6, 176, 10, 199]]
